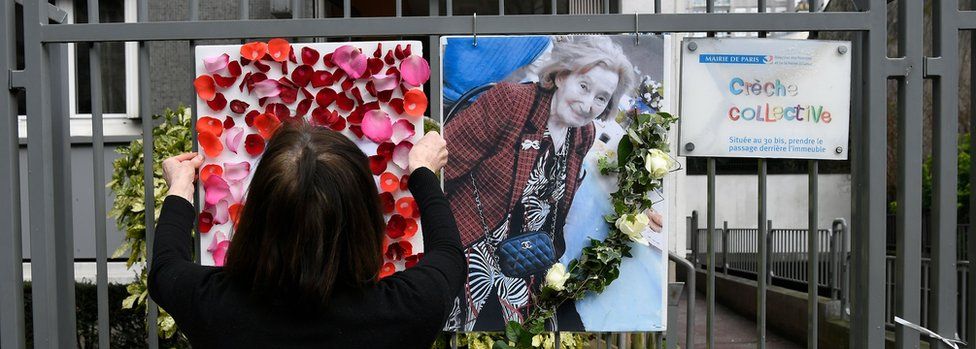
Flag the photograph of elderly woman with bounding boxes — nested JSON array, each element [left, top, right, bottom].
[[441, 35, 669, 332]]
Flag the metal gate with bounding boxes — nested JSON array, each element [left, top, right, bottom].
[[1, 0, 974, 348]]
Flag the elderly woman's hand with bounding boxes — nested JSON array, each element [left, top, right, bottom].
[[409, 131, 449, 174], [645, 209, 663, 233], [162, 152, 204, 203]]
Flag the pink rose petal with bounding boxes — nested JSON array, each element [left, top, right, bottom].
[[210, 200, 230, 225], [225, 127, 245, 154], [361, 110, 392, 143], [371, 73, 399, 92], [253, 79, 281, 98], [399, 55, 430, 87], [390, 119, 415, 145], [204, 53, 230, 74], [393, 142, 413, 170], [208, 231, 231, 267], [203, 175, 230, 206], [332, 45, 368, 79], [224, 161, 251, 182], [229, 180, 246, 202]]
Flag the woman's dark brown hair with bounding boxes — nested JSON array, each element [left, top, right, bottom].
[[224, 121, 385, 307]]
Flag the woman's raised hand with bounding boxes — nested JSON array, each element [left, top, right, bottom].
[[162, 152, 204, 203], [408, 131, 449, 174]]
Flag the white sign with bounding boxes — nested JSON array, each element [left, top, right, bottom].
[[678, 38, 851, 160]]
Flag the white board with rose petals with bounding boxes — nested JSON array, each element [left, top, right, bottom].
[[193, 40, 429, 276]]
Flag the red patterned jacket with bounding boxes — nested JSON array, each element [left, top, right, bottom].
[[444, 82, 595, 248]]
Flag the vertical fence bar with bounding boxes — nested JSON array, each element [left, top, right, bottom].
[[722, 221, 728, 275], [706, 157, 715, 349], [87, 0, 111, 347], [137, 0, 159, 346], [25, 0, 79, 346], [807, 160, 819, 348], [189, 0, 200, 264], [757, 158, 768, 348], [895, 0, 922, 345], [851, 0, 888, 346], [239, 0, 248, 19], [0, 0, 25, 347], [930, 0, 960, 346], [969, 0, 976, 341]]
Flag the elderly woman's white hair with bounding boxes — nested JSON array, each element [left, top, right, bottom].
[[537, 36, 637, 120]]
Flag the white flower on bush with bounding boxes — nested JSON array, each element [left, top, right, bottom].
[[544, 263, 570, 291], [615, 213, 650, 246], [645, 149, 673, 179]]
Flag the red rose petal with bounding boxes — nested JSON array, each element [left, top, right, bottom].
[[394, 44, 405, 60], [228, 60, 242, 77], [315, 88, 337, 107], [291, 65, 314, 87], [198, 211, 214, 233], [367, 57, 384, 76], [384, 50, 395, 65], [378, 192, 395, 214], [369, 155, 387, 175], [378, 90, 394, 103], [311, 70, 333, 88], [278, 84, 298, 104], [245, 110, 260, 127], [265, 103, 291, 122], [380, 172, 399, 193], [200, 164, 224, 183], [194, 75, 217, 101], [199, 131, 224, 157], [385, 214, 406, 238], [365, 80, 377, 97], [403, 89, 428, 117], [244, 133, 266, 156], [385, 240, 413, 261], [207, 93, 228, 112], [328, 117, 346, 131], [267, 38, 291, 62], [403, 217, 419, 238], [213, 74, 237, 88], [399, 174, 410, 191], [301, 87, 314, 100], [253, 113, 282, 139], [323, 52, 336, 68], [376, 142, 395, 161], [240, 42, 268, 61], [389, 98, 405, 114], [373, 43, 383, 58], [350, 87, 364, 105], [223, 116, 235, 129], [396, 196, 417, 218], [228, 203, 243, 227], [301, 47, 320, 66], [197, 116, 224, 137], [239, 72, 251, 92], [403, 44, 412, 57], [295, 99, 313, 117], [279, 60, 288, 75], [336, 93, 355, 112], [288, 48, 297, 64], [230, 100, 249, 114], [332, 67, 346, 81], [341, 77, 355, 92], [253, 59, 271, 73], [258, 97, 269, 107], [405, 252, 423, 268], [379, 262, 395, 279], [349, 124, 363, 138]]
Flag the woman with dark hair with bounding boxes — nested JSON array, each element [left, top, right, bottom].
[[147, 121, 464, 348]]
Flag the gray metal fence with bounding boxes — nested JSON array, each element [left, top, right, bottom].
[[2, 0, 975, 348]]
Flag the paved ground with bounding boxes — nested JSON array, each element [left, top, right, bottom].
[[672, 291, 803, 349]]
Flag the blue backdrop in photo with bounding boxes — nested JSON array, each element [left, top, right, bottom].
[[443, 36, 550, 104]]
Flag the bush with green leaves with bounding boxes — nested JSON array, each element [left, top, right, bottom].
[[108, 106, 193, 340]]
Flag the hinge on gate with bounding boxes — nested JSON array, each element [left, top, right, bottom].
[[923, 56, 944, 78], [8, 70, 27, 90]]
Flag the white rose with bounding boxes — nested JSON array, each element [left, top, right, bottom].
[[615, 213, 650, 246], [645, 149, 672, 179], [544, 263, 570, 291]]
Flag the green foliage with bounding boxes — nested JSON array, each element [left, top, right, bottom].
[[108, 106, 193, 339], [889, 132, 971, 223], [499, 109, 678, 347]]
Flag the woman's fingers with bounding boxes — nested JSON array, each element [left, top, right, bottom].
[[170, 152, 198, 162], [645, 209, 664, 232]]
